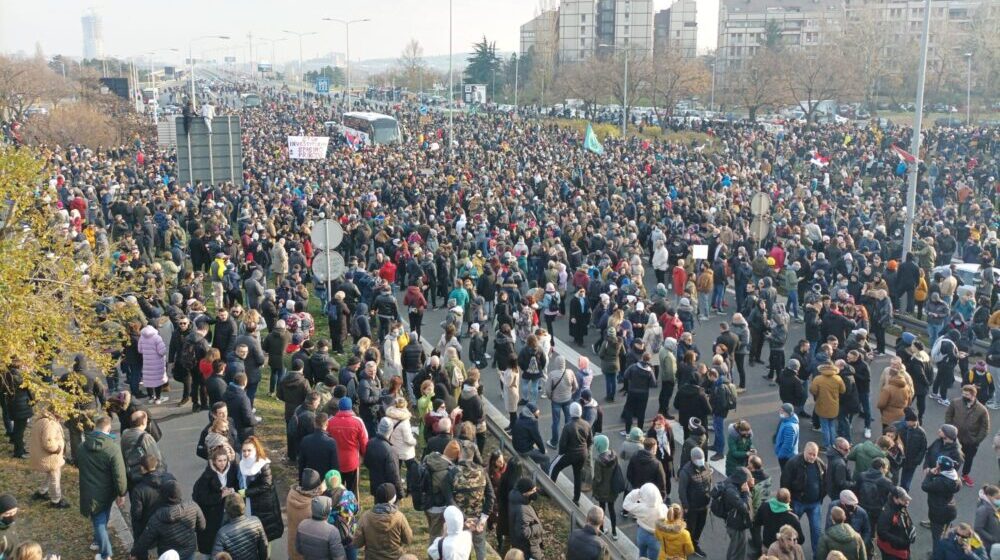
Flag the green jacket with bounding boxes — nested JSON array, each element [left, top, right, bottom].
[[816, 522, 867, 560], [77, 430, 127, 517], [846, 440, 886, 480], [781, 269, 798, 294], [658, 348, 677, 384], [725, 427, 754, 477]]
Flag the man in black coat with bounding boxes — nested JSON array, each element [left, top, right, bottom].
[[566, 506, 609, 560], [548, 402, 593, 504], [276, 360, 311, 423], [195, 402, 239, 460], [753, 488, 805, 552], [568, 286, 589, 345], [205, 361, 228, 407], [364, 417, 402, 499], [287, 393, 319, 461], [306, 340, 337, 387], [211, 308, 238, 358], [297, 413, 339, 479], [129, 455, 177, 540], [130, 479, 206, 560], [625, 437, 667, 498], [896, 252, 921, 313], [234, 325, 266, 405], [779, 442, 826, 553], [222, 373, 255, 444], [826, 437, 853, 500]]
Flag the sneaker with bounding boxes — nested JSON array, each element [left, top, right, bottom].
[[864, 428, 872, 439], [31, 490, 48, 501], [811, 426, 822, 433], [693, 548, 707, 558], [157, 396, 170, 404], [940, 398, 951, 406], [611, 532, 619, 541], [178, 397, 190, 406], [253, 415, 263, 423], [710, 453, 724, 461], [90, 544, 99, 552], [962, 475, 974, 487], [988, 402, 1000, 410], [920, 520, 932, 528], [619, 430, 628, 437], [50, 498, 71, 509], [147, 397, 156, 405], [545, 440, 557, 449]]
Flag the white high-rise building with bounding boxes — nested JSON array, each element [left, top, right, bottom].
[[81, 9, 104, 60], [654, 0, 698, 57], [521, 0, 655, 64]]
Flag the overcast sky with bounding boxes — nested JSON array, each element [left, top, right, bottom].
[[0, 0, 719, 62]]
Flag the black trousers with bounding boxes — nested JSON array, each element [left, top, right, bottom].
[[960, 440, 979, 476], [10, 417, 27, 455], [658, 381, 675, 416], [685, 509, 707, 546], [549, 454, 584, 503], [735, 353, 747, 388], [624, 392, 649, 432]]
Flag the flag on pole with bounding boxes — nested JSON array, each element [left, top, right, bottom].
[[584, 123, 604, 155], [890, 144, 918, 163], [810, 150, 830, 167]]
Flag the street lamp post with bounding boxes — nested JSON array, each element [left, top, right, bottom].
[[514, 54, 519, 115], [710, 60, 717, 113], [902, 0, 932, 256], [964, 52, 973, 125], [147, 48, 179, 89], [599, 43, 629, 137], [323, 17, 370, 109], [189, 35, 230, 110], [257, 37, 287, 81], [283, 30, 318, 92]]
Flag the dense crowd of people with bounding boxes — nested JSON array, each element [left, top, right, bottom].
[[1, 75, 1000, 560]]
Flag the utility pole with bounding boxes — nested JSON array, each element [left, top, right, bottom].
[[514, 54, 519, 115], [902, 0, 932, 256], [247, 32, 254, 78], [448, 0, 454, 159]]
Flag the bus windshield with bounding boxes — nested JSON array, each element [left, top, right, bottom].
[[371, 118, 401, 144]]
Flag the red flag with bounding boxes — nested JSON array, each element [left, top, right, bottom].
[[810, 150, 830, 168], [891, 144, 917, 163], [641, 139, 650, 150]]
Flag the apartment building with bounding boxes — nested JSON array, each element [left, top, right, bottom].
[[717, 0, 843, 73], [520, 0, 655, 64], [654, 0, 698, 57]]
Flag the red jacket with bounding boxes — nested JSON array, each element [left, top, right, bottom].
[[672, 266, 687, 296], [326, 411, 369, 472], [660, 312, 684, 340], [379, 261, 397, 283]]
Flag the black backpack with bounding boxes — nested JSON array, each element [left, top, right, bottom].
[[709, 482, 730, 519], [406, 460, 431, 511]]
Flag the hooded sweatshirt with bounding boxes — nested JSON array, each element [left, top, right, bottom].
[[623, 482, 669, 532], [547, 355, 578, 403], [429, 505, 474, 560]]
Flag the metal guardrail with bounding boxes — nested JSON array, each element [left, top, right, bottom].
[[404, 320, 640, 560]]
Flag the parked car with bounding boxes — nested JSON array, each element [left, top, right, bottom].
[[933, 263, 1000, 293], [934, 117, 964, 127]]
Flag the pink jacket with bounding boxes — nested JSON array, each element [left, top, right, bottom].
[[138, 325, 168, 388]]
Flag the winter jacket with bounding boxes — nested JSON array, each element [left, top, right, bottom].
[[894, 421, 928, 469], [847, 440, 887, 480], [677, 460, 713, 512], [429, 506, 474, 560], [296, 496, 346, 560], [624, 483, 670, 533], [262, 326, 292, 370], [242, 460, 285, 540], [223, 382, 255, 442], [816, 522, 867, 560], [932, 532, 989, 560], [354, 503, 413, 560], [121, 426, 163, 484], [77, 430, 127, 517], [780, 453, 827, 504], [655, 519, 695, 559], [811, 364, 846, 419], [877, 376, 913, 425], [212, 513, 269, 560], [719, 477, 754, 530], [364, 435, 402, 499], [974, 498, 1000, 552], [825, 448, 853, 500], [138, 324, 169, 388], [512, 410, 546, 454], [278, 371, 312, 422], [592, 450, 626, 503], [129, 470, 177, 540], [28, 414, 64, 473], [921, 471, 961, 525], [754, 498, 805, 550], [558, 417, 594, 462], [326, 410, 368, 473], [508, 488, 545, 559], [192, 463, 240, 554], [778, 367, 807, 407], [876, 500, 915, 556], [547, 357, 579, 403], [566, 524, 608, 560], [725, 425, 754, 476], [131, 500, 206, 559], [626, 449, 667, 497], [286, 484, 326, 560], [945, 398, 991, 446], [774, 414, 800, 460]]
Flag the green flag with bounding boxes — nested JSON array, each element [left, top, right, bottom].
[[584, 123, 604, 155]]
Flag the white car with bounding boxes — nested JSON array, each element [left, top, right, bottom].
[[932, 263, 1000, 292]]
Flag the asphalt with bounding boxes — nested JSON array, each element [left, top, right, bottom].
[[389, 275, 999, 559]]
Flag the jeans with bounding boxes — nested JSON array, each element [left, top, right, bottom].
[[268, 367, 285, 394], [928, 323, 944, 344], [837, 412, 854, 442], [900, 465, 917, 491], [713, 415, 726, 455], [819, 417, 837, 448], [549, 400, 571, 445], [122, 362, 142, 396], [246, 381, 259, 405], [713, 284, 726, 311], [471, 528, 487, 560], [698, 293, 711, 317], [858, 391, 872, 429], [989, 366, 1000, 405], [794, 500, 823, 553], [787, 289, 799, 318], [520, 377, 541, 407], [92, 508, 113, 559], [637, 526, 661, 560]]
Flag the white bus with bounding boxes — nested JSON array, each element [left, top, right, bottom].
[[332, 111, 401, 145]]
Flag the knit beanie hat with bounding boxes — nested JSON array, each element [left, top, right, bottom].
[[594, 434, 610, 454]]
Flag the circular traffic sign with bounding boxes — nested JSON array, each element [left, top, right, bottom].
[[311, 219, 344, 251], [750, 192, 771, 216], [312, 251, 346, 283]]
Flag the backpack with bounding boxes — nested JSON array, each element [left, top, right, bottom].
[[709, 482, 730, 519], [124, 433, 150, 479], [178, 336, 200, 372], [548, 294, 560, 313], [328, 489, 359, 545], [451, 462, 487, 521], [854, 476, 881, 510], [931, 337, 953, 364], [720, 382, 738, 412], [406, 460, 431, 511]]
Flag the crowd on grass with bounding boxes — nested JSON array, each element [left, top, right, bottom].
[[0, 78, 1000, 560]]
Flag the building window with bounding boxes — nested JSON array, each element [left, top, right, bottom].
[[581, 37, 587, 46], [581, 14, 586, 22], [581, 26, 587, 34]]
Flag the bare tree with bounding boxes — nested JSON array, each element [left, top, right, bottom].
[[778, 45, 857, 122], [555, 56, 607, 116], [23, 103, 121, 147], [599, 51, 651, 117], [0, 56, 66, 121], [397, 39, 430, 91], [842, 16, 892, 108], [649, 50, 710, 117], [727, 50, 784, 121]]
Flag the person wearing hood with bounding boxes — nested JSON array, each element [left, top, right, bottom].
[[678, 447, 713, 557], [675, 373, 712, 441], [77, 415, 127, 560], [238, 436, 284, 541], [508, 478, 545, 559], [295, 495, 346, 560], [350, 302, 372, 340], [719, 466, 755, 560], [811, 361, 846, 449], [591, 434, 625, 541], [624, 482, 670, 559], [546, 355, 579, 448], [922, 454, 963, 552], [192, 447, 240, 556], [817, 506, 866, 560], [286, 469, 328, 560], [130, 479, 205, 560], [428, 505, 473, 560], [621, 351, 657, 434], [548, 401, 593, 505], [753, 488, 805, 553], [365, 417, 403, 501], [138, 323, 169, 404], [926, 291, 952, 343]]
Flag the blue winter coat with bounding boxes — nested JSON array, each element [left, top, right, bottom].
[[773, 414, 800, 460]]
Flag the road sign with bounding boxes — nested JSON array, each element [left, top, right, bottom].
[[750, 218, 771, 241], [311, 219, 343, 251], [312, 251, 345, 283], [750, 192, 771, 216], [316, 77, 330, 94]]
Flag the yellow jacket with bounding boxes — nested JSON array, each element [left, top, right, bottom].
[[655, 521, 694, 560], [915, 277, 928, 302]]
